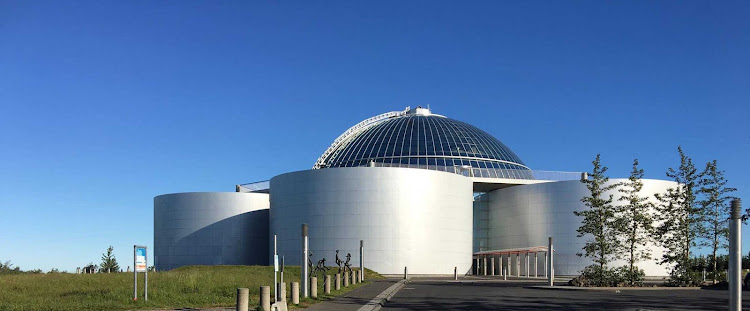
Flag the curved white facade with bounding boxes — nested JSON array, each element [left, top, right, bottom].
[[270, 167, 473, 275], [485, 179, 677, 276], [154, 192, 270, 271]]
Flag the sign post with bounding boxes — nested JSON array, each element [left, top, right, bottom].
[[133, 245, 148, 301]]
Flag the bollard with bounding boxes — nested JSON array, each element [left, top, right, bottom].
[[301, 224, 309, 298], [353, 270, 358, 284], [503, 267, 507, 280], [454, 266, 458, 280], [324, 275, 331, 294], [291, 282, 299, 305], [236, 288, 249, 311], [259, 286, 270, 311], [335, 273, 341, 290], [344, 271, 350, 287], [279, 282, 286, 302], [548, 237, 554, 286], [310, 276, 318, 298], [729, 199, 742, 311], [360, 240, 365, 281], [404, 266, 408, 280], [490, 257, 495, 276]]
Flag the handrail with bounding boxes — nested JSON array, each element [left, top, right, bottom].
[[312, 107, 411, 169]]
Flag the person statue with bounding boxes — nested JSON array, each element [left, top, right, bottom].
[[335, 250, 344, 273], [314, 258, 328, 278], [307, 251, 314, 276], [344, 252, 353, 274]]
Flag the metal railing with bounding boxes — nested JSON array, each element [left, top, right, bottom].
[[237, 180, 270, 193], [235, 168, 582, 193]]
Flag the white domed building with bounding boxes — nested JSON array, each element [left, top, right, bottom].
[[154, 107, 673, 276]]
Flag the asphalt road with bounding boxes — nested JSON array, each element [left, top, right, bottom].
[[381, 278, 750, 310]]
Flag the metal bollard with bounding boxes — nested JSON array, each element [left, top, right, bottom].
[[548, 237, 554, 287], [404, 266, 408, 280], [344, 271, 350, 287], [729, 199, 742, 311], [310, 276, 318, 298], [236, 288, 249, 311], [291, 282, 299, 305], [503, 267, 507, 280], [324, 275, 331, 294], [454, 266, 458, 280], [279, 282, 286, 302], [259, 286, 270, 311], [335, 273, 341, 290]]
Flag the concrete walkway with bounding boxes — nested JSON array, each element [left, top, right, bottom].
[[302, 279, 399, 311]]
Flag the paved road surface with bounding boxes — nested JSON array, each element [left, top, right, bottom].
[[382, 278, 750, 310], [303, 279, 398, 311]]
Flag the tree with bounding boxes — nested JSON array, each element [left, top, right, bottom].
[[615, 158, 654, 285], [655, 146, 703, 285], [99, 246, 120, 273], [697, 160, 736, 284], [575, 154, 621, 285], [0, 260, 22, 275]]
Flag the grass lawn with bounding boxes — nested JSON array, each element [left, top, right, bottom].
[[0, 265, 382, 311]]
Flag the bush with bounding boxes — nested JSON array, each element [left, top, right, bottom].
[[667, 265, 703, 286], [0, 260, 22, 275], [579, 265, 624, 287], [613, 266, 645, 286]]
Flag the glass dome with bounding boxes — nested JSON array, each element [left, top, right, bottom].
[[313, 107, 533, 179]]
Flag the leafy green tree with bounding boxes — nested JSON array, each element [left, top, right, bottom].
[[697, 160, 736, 284], [655, 146, 703, 285], [615, 158, 654, 286], [99, 246, 120, 273], [575, 154, 621, 285]]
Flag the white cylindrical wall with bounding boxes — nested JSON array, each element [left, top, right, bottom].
[[486, 179, 676, 276], [270, 167, 473, 275], [154, 192, 270, 271]]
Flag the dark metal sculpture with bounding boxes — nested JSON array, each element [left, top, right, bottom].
[[312, 258, 328, 278], [307, 251, 314, 276], [335, 250, 344, 273], [344, 252, 353, 274]]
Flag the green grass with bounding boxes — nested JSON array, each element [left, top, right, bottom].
[[0, 265, 382, 311]]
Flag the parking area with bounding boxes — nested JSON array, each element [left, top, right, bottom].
[[381, 278, 750, 310]]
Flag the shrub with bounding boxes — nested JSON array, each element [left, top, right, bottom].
[[613, 266, 645, 286], [580, 265, 624, 287]]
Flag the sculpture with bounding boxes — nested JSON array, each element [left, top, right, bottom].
[[312, 258, 328, 278], [344, 252, 353, 274], [335, 250, 344, 273]]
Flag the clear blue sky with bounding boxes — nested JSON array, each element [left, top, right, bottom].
[[0, 1, 747, 272]]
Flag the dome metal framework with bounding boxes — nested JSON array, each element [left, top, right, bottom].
[[313, 107, 533, 179]]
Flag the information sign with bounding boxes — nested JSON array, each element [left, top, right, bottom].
[[135, 247, 147, 272]]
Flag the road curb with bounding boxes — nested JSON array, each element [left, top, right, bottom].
[[526, 285, 703, 291], [356, 279, 407, 311]]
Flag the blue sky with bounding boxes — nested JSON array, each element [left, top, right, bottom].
[[0, 1, 747, 272]]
